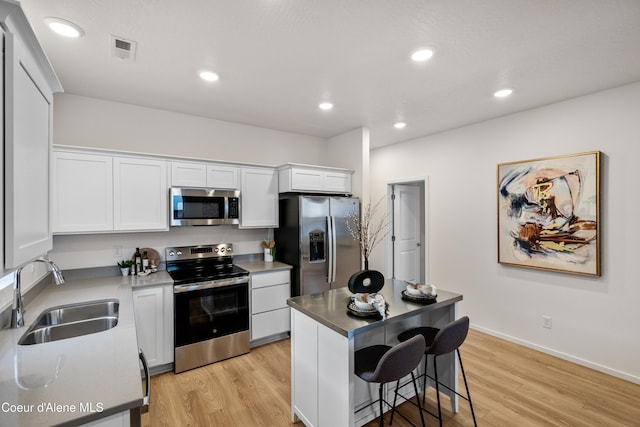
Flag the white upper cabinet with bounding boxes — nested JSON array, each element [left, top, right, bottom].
[[206, 164, 239, 189], [2, 2, 62, 268], [278, 164, 353, 194], [114, 157, 168, 231], [170, 161, 239, 189], [52, 148, 168, 234], [240, 167, 278, 228], [170, 162, 206, 187], [52, 152, 114, 233]]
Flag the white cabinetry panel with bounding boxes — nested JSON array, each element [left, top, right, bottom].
[[52, 152, 113, 233], [252, 283, 289, 314], [278, 164, 353, 195], [171, 162, 206, 187], [132, 287, 163, 367], [240, 167, 278, 228], [323, 171, 352, 193], [290, 168, 323, 191], [250, 269, 291, 342], [171, 161, 238, 189], [113, 157, 168, 231], [207, 164, 238, 189], [251, 269, 290, 288], [252, 308, 290, 341], [132, 285, 174, 369], [3, 23, 60, 268]]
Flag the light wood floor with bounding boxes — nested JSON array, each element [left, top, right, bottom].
[[142, 330, 640, 426]]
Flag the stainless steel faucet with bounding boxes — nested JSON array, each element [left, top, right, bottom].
[[10, 258, 65, 328]]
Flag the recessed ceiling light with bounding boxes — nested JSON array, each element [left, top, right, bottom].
[[199, 71, 219, 82], [44, 17, 84, 38], [411, 48, 434, 62], [318, 102, 334, 110], [394, 122, 407, 129], [494, 88, 513, 98]]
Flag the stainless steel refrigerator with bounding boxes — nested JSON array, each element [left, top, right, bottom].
[[275, 195, 360, 296]]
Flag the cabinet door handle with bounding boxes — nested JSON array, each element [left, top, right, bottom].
[[139, 349, 150, 408]]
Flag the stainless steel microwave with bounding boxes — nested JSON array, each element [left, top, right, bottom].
[[170, 187, 240, 226]]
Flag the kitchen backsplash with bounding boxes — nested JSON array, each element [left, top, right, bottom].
[[49, 226, 273, 270]]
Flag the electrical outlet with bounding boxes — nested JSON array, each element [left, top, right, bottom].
[[113, 246, 123, 258], [542, 316, 552, 329]]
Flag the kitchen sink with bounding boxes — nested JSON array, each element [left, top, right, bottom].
[[18, 299, 119, 345]]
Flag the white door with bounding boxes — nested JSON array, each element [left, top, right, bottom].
[[393, 184, 421, 282]]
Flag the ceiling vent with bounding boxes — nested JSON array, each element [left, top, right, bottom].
[[110, 35, 137, 61]]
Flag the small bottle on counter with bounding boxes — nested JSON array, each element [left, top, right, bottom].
[[142, 250, 149, 272], [134, 247, 142, 275]]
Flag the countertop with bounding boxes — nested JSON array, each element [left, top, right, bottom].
[[287, 279, 463, 338], [235, 260, 292, 274], [0, 272, 171, 426]]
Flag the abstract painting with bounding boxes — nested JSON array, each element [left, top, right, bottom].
[[497, 151, 600, 276]]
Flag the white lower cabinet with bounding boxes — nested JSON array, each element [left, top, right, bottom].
[[250, 269, 291, 342], [80, 411, 131, 427], [132, 285, 174, 370]]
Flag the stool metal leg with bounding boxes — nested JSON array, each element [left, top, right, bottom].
[[411, 372, 426, 427], [390, 379, 400, 425], [434, 356, 443, 427], [458, 349, 477, 427], [379, 383, 384, 427], [422, 356, 428, 404]]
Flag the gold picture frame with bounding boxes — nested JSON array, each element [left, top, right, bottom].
[[497, 151, 600, 276]]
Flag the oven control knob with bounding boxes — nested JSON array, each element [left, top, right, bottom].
[[214, 248, 219, 253], [169, 251, 175, 256], [177, 250, 182, 256], [220, 248, 225, 253], [227, 247, 232, 253]]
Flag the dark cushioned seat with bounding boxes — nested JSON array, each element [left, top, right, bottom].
[[397, 316, 477, 426], [354, 335, 426, 426]]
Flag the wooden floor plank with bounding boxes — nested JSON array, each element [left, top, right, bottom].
[[142, 329, 640, 426]]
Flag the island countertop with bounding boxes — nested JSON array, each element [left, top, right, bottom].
[[287, 278, 463, 338]]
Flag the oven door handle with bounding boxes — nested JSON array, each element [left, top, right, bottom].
[[173, 276, 249, 293]]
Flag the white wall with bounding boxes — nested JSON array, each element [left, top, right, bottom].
[[369, 82, 640, 383], [327, 127, 370, 200], [46, 94, 334, 271], [53, 94, 329, 166]]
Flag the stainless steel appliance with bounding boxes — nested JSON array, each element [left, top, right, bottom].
[[169, 187, 240, 226], [275, 195, 360, 296], [166, 243, 250, 373]]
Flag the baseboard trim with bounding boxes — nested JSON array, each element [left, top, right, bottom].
[[471, 324, 640, 385]]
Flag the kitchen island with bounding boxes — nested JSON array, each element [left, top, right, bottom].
[[287, 279, 463, 427]]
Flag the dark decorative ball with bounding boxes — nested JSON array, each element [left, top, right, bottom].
[[348, 269, 384, 294]]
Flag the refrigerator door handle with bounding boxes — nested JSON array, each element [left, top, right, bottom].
[[331, 215, 337, 283], [326, 215, 333, 283]]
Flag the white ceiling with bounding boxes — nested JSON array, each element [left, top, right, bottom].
[[19, 0, 640, 149]]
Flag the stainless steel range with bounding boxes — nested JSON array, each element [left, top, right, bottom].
[[166, 243, 250, 373]]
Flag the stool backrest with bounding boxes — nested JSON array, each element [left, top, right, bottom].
[[428, 316, 470, 356], [370, 335, 426, 384]]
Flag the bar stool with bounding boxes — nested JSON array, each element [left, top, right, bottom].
[[397, 316, 477, 426], [355, 334, 426, 427]]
